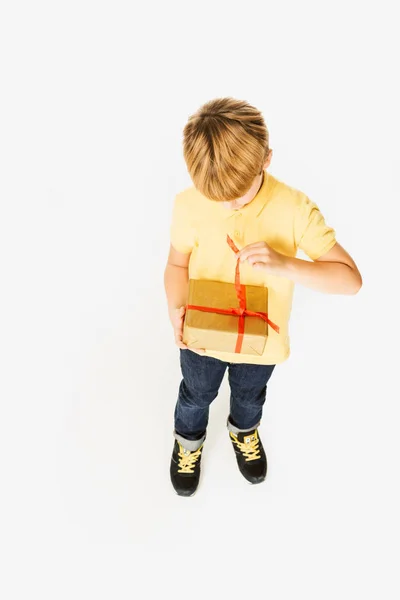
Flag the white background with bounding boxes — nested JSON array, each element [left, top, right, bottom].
[[1, 0, 399, 598]]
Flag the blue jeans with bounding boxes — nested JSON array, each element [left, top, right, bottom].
[[174, 350, 275, 448]]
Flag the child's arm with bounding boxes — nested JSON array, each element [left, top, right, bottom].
[[164, 244, 190, 311], [165, 245, 205, 352], [238, 241, 362, 295]]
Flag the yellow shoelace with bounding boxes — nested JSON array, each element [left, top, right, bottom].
[[231, 433, 261, 462], [178, 445, 203, 474]]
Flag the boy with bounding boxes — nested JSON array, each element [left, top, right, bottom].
[[164, 98, 362, 497]]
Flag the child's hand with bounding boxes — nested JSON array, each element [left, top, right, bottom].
[[169, 306, 205, 355], [170, 306, 187, 349], [238, 242, 286, 273]]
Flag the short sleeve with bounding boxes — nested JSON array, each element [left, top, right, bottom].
[[295, 194, 336, 260], [170, 193, 195, 254]]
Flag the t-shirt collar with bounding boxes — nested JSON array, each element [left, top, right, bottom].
[[216, 170, 272, 220]]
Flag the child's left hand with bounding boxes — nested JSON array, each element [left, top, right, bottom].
[[238, 242, 287, 273]]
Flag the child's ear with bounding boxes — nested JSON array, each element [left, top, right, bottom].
[[263, 149, 273, 169]]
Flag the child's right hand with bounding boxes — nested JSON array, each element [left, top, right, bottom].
[[170, 306, 187, 349], [169, 306, 205, 355]]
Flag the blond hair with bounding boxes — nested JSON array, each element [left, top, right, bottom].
[[183, 97, 269, 201]]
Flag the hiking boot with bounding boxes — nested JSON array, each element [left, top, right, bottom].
[[229, 428, 267, 484], [170, 440, 203, 496]]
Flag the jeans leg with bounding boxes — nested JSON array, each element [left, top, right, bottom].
[[227, 363, 276, 432], [174, 350, 227, 447]]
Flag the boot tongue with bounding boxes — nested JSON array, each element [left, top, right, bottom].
[[237, 430, 258, 444], [180, 444, 192, 456]]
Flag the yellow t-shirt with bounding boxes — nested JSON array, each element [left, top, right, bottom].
[[170, 171, 336, 365]]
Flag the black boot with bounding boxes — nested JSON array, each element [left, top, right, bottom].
[[170, 440, 204, 497], [229, 428, 267, 484]]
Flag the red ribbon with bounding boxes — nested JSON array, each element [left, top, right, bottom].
[[187, 235, 280, 353]]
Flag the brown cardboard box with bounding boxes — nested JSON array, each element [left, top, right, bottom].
[[183, 279, 269, 356]]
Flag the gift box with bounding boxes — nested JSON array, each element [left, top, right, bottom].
[[182, 236, 280, 355], [183, 279, 272, 355]]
